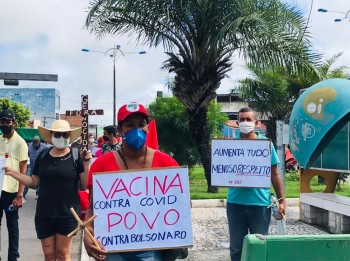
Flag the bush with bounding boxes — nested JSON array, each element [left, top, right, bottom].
[[285, 170, 299, 181], [337, 172, 350, 190]]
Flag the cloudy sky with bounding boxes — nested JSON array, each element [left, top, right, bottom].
[[0, 0, 349, 125]]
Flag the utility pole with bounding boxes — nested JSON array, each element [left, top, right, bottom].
[[81, 46, 145, 125], [42, 116, 56, 127]]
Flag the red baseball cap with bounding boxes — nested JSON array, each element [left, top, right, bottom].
[[117, 102, 148, 124]]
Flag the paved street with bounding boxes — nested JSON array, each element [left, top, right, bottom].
[[81, 199, 329, 261], [0, 189, 81, 261], [183, 204, 328, 261], [0, 194, 330, 261]]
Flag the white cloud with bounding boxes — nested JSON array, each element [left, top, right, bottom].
[[0, 0, 170, 125], [303, 0, 350, 74], [0, 0, 349, 125]]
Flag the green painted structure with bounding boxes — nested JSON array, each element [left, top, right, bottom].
[[0, 128, 44, 142], [241, 234, 350, 261], [16, 128, 44, 142]]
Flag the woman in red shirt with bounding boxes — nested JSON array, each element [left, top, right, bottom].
[[83, 102, 178, 261]]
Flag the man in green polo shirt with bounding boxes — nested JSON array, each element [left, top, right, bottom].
[[226, 107, 285, 261], [0, 109, 28, 261]]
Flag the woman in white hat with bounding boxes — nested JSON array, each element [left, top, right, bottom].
[[3, 120, 92, 261]]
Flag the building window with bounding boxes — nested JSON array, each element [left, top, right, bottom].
[[225, 112, 238, 120], [55, 95, 60, 110]]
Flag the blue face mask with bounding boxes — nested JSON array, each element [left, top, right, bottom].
[[124, 128, 146, 150]]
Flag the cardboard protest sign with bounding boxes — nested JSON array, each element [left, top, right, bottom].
[[92, 166, 192, 252], [211, 139, 271, 188]]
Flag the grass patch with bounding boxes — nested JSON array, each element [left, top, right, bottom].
[[190, 166, 227, 199], [189, 166, 350, 199]]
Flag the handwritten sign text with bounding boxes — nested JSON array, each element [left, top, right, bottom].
[[92, 167, 192, 252], [211, 139, 272, 188]]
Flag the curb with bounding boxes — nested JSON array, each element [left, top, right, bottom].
[[191, 198, 300, 208], [191, 199, 226, 208], [285, 198, 300, 207]]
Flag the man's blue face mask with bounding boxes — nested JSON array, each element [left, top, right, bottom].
[[124, 128, 146, 150]]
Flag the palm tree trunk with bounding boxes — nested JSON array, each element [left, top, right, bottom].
[[266, 117, 277, 146], [188, 106, 218, 193]]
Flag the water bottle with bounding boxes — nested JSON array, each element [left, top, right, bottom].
[[6, 205, 16, 213], [271, 204, 282, 220]]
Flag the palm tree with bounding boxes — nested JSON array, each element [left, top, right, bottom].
[[86, 0, 316, 192], [239, 53, 349, 144]]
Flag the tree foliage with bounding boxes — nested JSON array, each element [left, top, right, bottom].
[[239, 53, 349, 143], [0, 98, 31, 128], [86, 0, 317, 192], [148, 97, 228, 167], [207, 102, 229, 139]]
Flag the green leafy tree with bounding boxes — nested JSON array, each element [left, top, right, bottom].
[[0, 98, 31, 128], [239, 53, 349, 143], [149, 97, 200, 168], [148, 97, 228, 168], [86, 0, 316, 192], [208, 102, 228, 139]]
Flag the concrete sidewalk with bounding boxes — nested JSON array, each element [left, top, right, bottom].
[[0, 195, 314, 261], [80, 198, 303, 261], [0, 189, 82, 260]]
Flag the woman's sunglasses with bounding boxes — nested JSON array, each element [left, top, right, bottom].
[[51, 132, 70, 139]]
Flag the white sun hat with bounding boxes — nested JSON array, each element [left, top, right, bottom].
[[38, 120, 82, 145]]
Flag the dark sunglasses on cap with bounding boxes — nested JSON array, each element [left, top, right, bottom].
[[51, 132, 70, 139]]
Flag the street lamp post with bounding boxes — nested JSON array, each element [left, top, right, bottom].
[[82, 45, 146, 125], [318, 8, 350, 22]]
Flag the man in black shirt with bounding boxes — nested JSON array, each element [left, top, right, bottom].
[[70, 136, 82, 150], [102, 125, 121, 154]]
